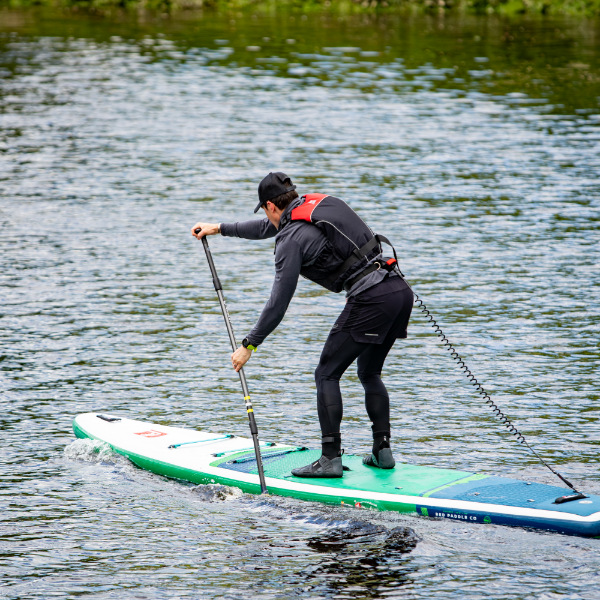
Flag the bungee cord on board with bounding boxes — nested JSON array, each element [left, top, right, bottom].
[[399, 272, 585, 501]]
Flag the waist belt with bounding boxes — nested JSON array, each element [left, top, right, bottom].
[[343, 258, 399, 292], [327, 234, 397, 284]]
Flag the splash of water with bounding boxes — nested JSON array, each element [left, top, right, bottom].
[[191, 483, 245, 502], [64, 438, 116, 463]]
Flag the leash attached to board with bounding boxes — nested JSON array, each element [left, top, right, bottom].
[[196, 229, 268, 494], [409, 284, 586, 503]]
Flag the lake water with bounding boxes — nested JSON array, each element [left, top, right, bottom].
[[1, 9, 599, 599]]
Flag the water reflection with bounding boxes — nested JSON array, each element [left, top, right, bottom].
[[303, 522, 418, 598]]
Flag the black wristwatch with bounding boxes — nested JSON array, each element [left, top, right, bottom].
[[242, 338, 258, 351]]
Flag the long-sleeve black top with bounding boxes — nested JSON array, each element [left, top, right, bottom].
[[220, 200, 392, 346]]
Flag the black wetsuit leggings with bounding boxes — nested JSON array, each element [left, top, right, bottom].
[[315, 282, 414, 440]]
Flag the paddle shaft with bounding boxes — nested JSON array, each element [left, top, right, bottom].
[[199, 233, 268, 494]]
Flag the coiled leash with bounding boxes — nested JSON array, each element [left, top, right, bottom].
[[383, 252, 585, 503]]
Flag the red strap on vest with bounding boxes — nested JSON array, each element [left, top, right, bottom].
[[291, 194, 328, 222], [386, 258, 397, 266]]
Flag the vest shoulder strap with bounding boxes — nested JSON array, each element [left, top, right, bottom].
[[291, 194, 329, 222]]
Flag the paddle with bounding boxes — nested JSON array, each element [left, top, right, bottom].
[[196, 229, 268, 494]]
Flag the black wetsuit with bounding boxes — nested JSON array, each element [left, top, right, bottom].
[[221, 198, 413, 455]]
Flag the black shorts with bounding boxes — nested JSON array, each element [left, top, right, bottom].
[[330, 275, 413, 345]]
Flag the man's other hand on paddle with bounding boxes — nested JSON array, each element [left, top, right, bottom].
[[191, 222, 220, 239], [231, 346, 252, 372]]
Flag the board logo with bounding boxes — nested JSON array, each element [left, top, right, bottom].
[[416, 505, 482, 522], [135, 430, 167, 438]]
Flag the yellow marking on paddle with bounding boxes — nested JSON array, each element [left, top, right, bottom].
[[244, 396, 251, 400], [247, 408, 254, 413]]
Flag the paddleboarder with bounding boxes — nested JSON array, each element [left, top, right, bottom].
[[191, 172, 413, 478]]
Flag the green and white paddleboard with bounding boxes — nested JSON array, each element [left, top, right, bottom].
[[73, 413, 600, 537]]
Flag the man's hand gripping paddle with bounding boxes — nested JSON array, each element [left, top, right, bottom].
[[195, 228, 268, 494]]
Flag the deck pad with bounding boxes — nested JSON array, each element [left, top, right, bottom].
[[213, 448, 481, 497]]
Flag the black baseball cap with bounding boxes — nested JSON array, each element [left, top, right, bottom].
[[254, 172, 297, 213]]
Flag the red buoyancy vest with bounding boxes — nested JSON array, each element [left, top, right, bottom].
[[291, 194, 387, 292]]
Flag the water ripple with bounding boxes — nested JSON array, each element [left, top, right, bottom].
[[1, 11, 599, 600]]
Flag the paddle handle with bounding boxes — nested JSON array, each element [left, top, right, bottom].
[[198, 232, 268, 494]]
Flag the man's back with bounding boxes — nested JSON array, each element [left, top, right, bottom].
[[191, 172, 412, 478]]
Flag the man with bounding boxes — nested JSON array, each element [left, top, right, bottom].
[[191, 172, 413, 478]]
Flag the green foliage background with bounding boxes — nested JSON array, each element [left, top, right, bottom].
[[2, 0, 599, 22]]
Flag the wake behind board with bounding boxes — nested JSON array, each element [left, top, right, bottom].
[[73, 413, 600, 537]]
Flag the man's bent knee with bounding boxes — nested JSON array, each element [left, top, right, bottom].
[[358, 371, 382, 385]]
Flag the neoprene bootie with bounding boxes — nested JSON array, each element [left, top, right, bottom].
[[291, 434, 345, 478], [291, 453, 344, 478], [363, 435, 396, 469]]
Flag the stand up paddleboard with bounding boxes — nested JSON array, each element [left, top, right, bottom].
[[73, 413, 600, 538]]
